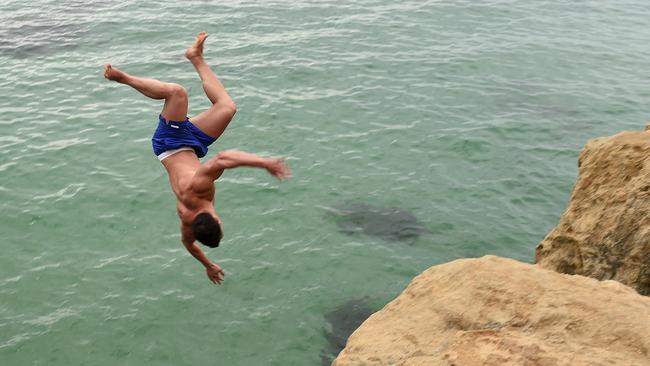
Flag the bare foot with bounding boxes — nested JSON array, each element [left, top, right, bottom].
[[185, 32, 209, 61], [103, 64, 127, 82]]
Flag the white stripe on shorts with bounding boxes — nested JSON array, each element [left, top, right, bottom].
[[157, 146, 195, 161]]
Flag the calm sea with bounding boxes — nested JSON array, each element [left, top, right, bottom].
[[1, 0, 649, 364]]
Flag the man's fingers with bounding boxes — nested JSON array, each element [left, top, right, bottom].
[[281, 165, 291, 178], [273, 168, 290, 180]]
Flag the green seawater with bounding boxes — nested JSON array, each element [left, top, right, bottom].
[[1, 0, 649, 364]]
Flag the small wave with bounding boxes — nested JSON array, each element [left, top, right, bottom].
[[32, 183, 85, 202], [22, 308, 78, 326], [29, 138, 89, 152], [93, 254, 129, 269]]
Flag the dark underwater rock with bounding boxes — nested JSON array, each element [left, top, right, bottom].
[[320, 298, 375, 366], [330, 203, 425, 241]]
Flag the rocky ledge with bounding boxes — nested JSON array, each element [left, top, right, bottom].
[[333, 256, 650, 366]]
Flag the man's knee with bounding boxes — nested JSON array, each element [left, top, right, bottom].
[[221, 100, 237, 119], [168, 83, 188, 100]]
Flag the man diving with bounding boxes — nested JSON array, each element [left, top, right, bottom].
[[103, 32, 291, 285]]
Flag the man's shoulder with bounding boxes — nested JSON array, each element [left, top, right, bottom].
[[180, 222, 195, 245]]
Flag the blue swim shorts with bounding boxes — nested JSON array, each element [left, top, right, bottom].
[[151, 115, 216, 160]]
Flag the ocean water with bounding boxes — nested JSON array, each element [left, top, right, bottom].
[[1, 0, 649, 364]]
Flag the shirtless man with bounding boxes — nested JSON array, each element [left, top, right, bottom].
[[103, 32, 290, 285]]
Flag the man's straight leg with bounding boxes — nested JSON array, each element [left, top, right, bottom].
[[185, 32, 237, 140]]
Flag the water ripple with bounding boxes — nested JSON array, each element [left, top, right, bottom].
[[32, 183, 85, 202]]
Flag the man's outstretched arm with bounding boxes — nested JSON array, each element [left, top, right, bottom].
[[181, 225, 224, 284], [192, 150, 291, 193]]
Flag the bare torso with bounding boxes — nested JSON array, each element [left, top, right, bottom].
[[161, 150, 216, 227]]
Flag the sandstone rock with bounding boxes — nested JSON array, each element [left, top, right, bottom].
[[535, 129, 650, 295], [333, 256, 650, 366]]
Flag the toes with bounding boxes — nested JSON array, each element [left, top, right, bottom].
[[197, 32, 208, 43]]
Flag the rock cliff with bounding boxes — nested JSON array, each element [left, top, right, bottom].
[[333, 256, 650, 366], [536, 127, 650, 295]]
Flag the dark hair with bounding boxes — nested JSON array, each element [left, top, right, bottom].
[[191, 212, 222, 248]]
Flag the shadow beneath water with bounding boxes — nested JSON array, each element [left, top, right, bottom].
[[320, 298, 376, 366], [328, 202, 426, 242]]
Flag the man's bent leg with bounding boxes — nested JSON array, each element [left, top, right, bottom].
[[185, 33, 236, 139], [104, 64, 188, 122]]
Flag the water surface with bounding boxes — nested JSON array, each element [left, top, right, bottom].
[[1, 0, 649, 364]]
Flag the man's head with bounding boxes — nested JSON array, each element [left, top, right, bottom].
[[192, 212, 222, 248]]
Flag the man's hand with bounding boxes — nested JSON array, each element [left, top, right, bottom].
[[265, 158, 291, 180], [206, 263, 225, 285]]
